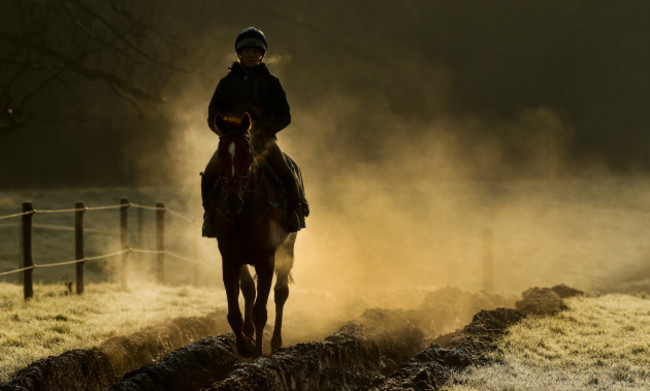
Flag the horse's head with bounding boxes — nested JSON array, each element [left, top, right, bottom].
[[215, 113, 254, 215]]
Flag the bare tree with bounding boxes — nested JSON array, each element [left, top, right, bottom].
[[0, 0, 191, 137]]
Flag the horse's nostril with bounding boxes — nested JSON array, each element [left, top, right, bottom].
[[224, 196, 243, 215]]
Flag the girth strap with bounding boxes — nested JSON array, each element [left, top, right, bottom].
[[213, 164, 278, 228]]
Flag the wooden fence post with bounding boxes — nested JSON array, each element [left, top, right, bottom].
[[18, 217, 23, 285], [156, 202, 166, 284], [483, 228, 494, 292], [22, 202, 34, 300], [75, 202, 86, 295], [120, 198, 129, 290]]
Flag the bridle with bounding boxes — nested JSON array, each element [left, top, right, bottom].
[[217, 132, 255, 209], [214, 132, 276, 226]]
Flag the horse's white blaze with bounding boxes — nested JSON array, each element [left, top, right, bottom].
[[229, 142, 236, 177]]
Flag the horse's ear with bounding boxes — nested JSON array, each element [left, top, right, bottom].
[[215, 115, 226, 133], [240, 112, 252, 132]]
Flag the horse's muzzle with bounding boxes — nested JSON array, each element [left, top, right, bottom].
[[224, 194, 244, 215]]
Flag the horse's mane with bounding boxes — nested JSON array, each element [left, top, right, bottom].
[[216, 113, 252, 136]]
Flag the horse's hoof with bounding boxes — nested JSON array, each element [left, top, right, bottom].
[[237, 336, 256, 357], [243, 323, 255, 340], [271, 336, 282, 353]]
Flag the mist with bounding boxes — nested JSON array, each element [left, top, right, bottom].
[[163, 83, 650, 299], [2, 0, 650, 320]]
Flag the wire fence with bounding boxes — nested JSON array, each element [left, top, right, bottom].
[[0, 202, 202, 219], [0, 200, 209, 298], [0, 249, 126, 277], [1, 222, 119, 234]]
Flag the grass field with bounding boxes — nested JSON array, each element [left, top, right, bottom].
[[2, 282, 650, 388], [2, 180, 650, 387], [0, 282, 226, 382], [442, 294, 650, 391], [0, 280, 415, 383]]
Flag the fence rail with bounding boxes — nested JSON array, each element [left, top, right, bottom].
[[0, 199, 206, 299], [0, 202, 202, 219]]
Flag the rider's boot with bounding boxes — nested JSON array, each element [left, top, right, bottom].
[[284, 177, 303, 232], [200, 171, 217, 238]]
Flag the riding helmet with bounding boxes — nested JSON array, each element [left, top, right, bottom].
[[235, 27, 267, 53]]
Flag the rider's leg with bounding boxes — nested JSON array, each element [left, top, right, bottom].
[[201, 150, 220, 237], [254, 135, 302, 232]]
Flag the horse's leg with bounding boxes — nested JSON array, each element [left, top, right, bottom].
[[252, 255, 274, 357], [239, 265, 256, 340], [271, 233, 296, 353], [223, 261, 253, 357], [271, 270, 290, 353]]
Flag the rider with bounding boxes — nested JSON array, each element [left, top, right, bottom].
[[202, 27, 304, 236]]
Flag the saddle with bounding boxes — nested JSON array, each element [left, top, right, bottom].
[[259, 153, 309, 229]]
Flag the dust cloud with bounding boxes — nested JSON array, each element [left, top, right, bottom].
[[144, 71, 650, 323], [280, 94, 649, 298], [100, 2, 650, 336]]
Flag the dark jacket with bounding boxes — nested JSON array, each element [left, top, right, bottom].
[[207, 62, 291, 136]]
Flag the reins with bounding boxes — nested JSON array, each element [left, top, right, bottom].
[[213, 136, 277, 228], [219, 132, 250, 140], [246, 158, 264, 193]]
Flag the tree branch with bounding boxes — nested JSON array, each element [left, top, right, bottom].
[[0, 0, 207, 137], [0, 27, 166, 103]]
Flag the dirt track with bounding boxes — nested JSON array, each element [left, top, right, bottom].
[[0, 286, 580, 391]]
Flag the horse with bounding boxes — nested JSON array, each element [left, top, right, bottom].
[[207, 112, 297, 357]]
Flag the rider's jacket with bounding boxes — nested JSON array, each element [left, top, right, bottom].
[[207, 62, 291, 136]]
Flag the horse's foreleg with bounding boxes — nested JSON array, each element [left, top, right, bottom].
[[240, 265, 256, 339], [253, 259, 274, 357], [223, 262, 253, 357]]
